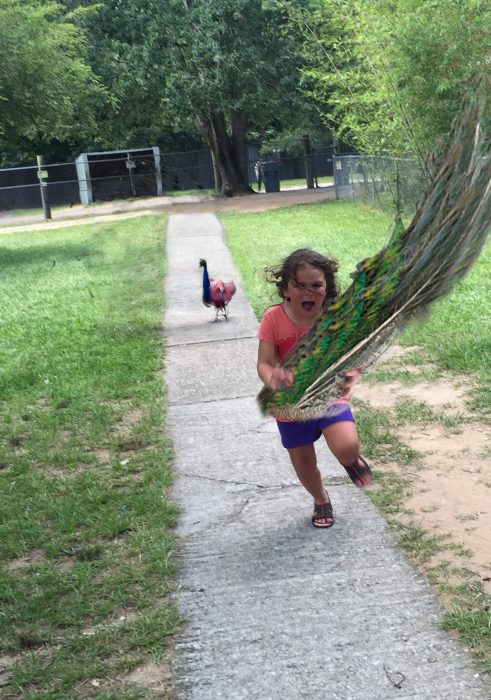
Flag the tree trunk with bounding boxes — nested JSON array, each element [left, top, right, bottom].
[[197, 110, 253, 195], [196, 116, 222, 191], [231, 109, 249, 184]]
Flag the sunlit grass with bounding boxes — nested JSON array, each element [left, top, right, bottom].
[[222, 199, 394, 315], [0, 214, 180, 696], [251, 175, 334, 192]]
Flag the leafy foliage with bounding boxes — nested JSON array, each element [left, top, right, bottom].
[[284, 0, 490, 156], [54, 0, 311, 191], [0, 0, 107, 165]]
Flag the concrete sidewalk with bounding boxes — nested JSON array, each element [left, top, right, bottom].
[[165, 213, 490, 699]]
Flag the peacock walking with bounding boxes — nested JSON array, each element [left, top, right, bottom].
[[258, 99, 491, 421], [199, 258, 237, 321]]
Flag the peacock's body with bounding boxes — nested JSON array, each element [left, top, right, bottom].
[[199, 258, 237, 321], [258, 99, 491, 421]]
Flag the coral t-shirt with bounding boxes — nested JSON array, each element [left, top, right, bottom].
[[257, 303, 310, 361], [258, 303, 354, 421]]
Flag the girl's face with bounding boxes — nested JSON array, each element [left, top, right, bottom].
[[284, 263, 327, 324]]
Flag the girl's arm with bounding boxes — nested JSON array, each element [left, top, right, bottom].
[[257, 340, 294, 390]]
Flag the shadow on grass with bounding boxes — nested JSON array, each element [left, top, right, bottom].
[[0, 243, 98, 270]]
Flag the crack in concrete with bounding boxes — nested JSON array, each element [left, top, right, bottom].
[[179, 470, 295, 490], [181, 490, 270, 537], [169, 393, 257, 408], [236, 493, 255, 518], [180, 470, 353, 489], [167, 334, 257, 348]]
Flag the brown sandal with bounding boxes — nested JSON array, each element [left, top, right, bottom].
[[343, 455, 372, 488], [312, 501, 334, 529]]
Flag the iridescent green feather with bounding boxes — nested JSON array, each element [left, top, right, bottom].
[[258, 99, 491, 420]]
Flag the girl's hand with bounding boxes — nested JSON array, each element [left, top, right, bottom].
[[269, 366, 295, 390]]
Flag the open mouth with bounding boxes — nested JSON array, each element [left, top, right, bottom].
[[301, 301, 316, 311]]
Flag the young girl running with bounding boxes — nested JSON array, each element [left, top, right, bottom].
[[257, 248, 372, 529]]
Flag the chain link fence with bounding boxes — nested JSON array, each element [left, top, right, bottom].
[[0, 142, 336, 226], [256, 136, 336, 191], [333, 155, 427, 215], [0, 145, 428, 227], [0, 147, 219, 226]]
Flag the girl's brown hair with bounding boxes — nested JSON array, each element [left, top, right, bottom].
[[264, 248, 339, 309]]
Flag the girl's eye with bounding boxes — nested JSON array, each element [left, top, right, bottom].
[[293, 279, 325, 292]]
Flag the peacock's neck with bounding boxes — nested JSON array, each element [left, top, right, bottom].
[[202, 265, 212, 303]]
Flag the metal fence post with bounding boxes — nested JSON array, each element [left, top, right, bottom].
[[36, 155, 51, 220], [349, 157, 354, 201], [333, 157, 339, 199], [303, 135, 314, 189]]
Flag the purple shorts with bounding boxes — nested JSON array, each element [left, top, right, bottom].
[[276, 403, 355, 449]]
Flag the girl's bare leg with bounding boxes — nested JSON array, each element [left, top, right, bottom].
[[322, 421, 372, 488], [287, 444, 327, 502], [287, 444, 333, 526]]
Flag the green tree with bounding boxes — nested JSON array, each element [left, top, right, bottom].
[[66, 0, 307, 194], [0, 0, 107, 165], [168, 0, 308, 193], [287, 0, 490, 157], [58, 0, 194, 153]]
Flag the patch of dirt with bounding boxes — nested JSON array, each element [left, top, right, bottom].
[[6, 549, 78, 575], [125, 661, 172, 690], [356, 347, 491, 594], [94, 448, 111, 464], [357, 377, 471, 415], [6, 549, 45, 572], [0, 654, 20, 690], [82, 611, 139, 638], [115, 408, 144, 437]]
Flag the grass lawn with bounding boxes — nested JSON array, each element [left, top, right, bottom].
[[1, 199, 489, 691], [221, 198, 491, 669], [0, 215, 179, 697]]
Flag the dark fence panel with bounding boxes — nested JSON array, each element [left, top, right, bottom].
[[87, 154, 160, 201], [0, 162, 80, 210], [257, 143, 336, 187], [1, 140, 337, 220], [160, 149, 215, 191]]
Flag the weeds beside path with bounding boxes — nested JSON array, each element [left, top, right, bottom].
[[355, 346, 491, 671]]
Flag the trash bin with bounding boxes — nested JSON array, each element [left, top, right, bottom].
[[259, 160, 281, 193]]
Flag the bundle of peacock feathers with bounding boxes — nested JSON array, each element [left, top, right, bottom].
[[258, 98, 491, 421]]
